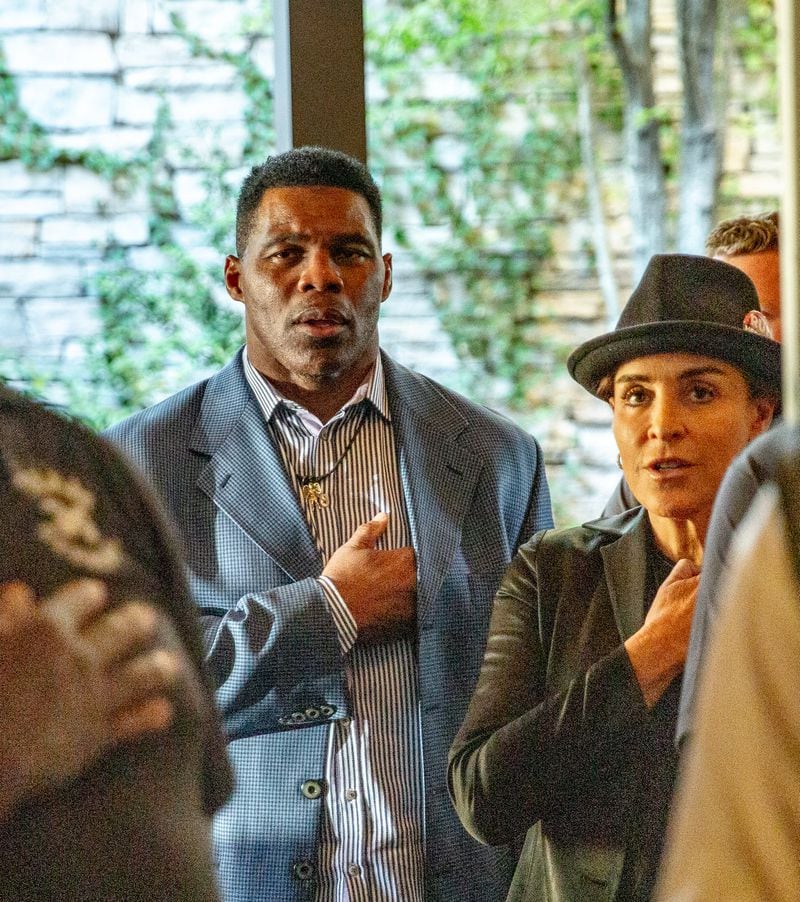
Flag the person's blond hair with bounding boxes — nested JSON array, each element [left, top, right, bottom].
[[706, 211, 779, 257]]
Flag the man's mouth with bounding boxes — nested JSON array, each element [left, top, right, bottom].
[[294, 309, 349, 336]]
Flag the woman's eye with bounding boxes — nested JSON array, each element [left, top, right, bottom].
[[689, 385, 715, 401], [622, 388, 647, 405]]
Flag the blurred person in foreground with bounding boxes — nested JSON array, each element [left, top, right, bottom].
[[0, 577, 176, 818], [449, 254, 779, 902], [675, 211, 783, 747], [657, 439, 800, 900], [0, 384, 232, 900]]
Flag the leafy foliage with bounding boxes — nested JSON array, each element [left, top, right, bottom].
[[367, 0, 587, 409], [0, 17, 273, 426], [0, 47, 141, 187], [0, 0, 780, 430]]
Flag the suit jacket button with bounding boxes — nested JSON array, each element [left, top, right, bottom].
[[301, 779, 325, 800], [293, 859, 314, 881], [305, 706, 320, 720], [319, 704, 336, 717], [291, 712, 306, 724]]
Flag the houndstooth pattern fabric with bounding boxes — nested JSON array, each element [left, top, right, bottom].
[[107, 348, 553, 902]]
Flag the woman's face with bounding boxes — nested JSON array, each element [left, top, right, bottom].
[[610, 352, 773, 528]]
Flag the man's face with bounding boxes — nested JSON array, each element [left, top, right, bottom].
[[224, 186, 392, 391], [716, 248, 781, 342]]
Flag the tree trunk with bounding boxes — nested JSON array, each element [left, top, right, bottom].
[[575, 37, 621, 327], [606, 0, 667, 279], [676, 0, 724, 254]]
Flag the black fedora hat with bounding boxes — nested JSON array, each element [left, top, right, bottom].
[[567, 254, 781, 397]]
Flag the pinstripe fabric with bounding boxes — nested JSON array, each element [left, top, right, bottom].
[[243, 351, 425, 901]]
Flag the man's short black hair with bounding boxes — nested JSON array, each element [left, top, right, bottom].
[[235, 146, 383, 256]]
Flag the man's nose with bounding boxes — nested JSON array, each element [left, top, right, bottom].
[[298, 251, 343, 293]]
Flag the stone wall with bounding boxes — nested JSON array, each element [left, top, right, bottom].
[[0, 0, 780, 525]]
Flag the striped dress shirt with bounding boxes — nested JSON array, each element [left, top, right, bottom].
[[243, 350, 424, 902]]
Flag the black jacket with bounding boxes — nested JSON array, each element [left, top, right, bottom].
[[449, 508, 680, 901]]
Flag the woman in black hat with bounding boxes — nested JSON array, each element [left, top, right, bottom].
[[448, 254, 780, 902]]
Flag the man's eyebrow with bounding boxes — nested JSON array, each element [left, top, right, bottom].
[[263, 231, 308, 247], [262, 231, 374, 248], [336, 232, 374, 243]]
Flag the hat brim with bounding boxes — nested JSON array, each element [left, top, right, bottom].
[[567, 321, 782, 398]]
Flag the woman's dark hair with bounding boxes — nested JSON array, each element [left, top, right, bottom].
[[235, 146, 383, 256]]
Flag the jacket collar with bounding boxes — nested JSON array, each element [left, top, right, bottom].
[[595, 507, 652, 640], [189, 350, 321, 582], [381, 351, 481, 621], [186, 349, 485, 617]]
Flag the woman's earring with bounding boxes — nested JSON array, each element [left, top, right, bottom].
[[616, 454, 623, 470]]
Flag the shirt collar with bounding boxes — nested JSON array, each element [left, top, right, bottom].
[[242, 347, 391, 433]]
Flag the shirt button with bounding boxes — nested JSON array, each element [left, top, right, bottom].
[[347, 864, 361, 877], [293, 859, 314, 881], [345, 788, 357, 801], [301, 779, 325, 799], [339, 716, 351, 727]]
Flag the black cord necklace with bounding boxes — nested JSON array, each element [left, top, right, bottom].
[[299, 409, 366, 508]]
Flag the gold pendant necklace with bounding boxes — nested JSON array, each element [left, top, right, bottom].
[[300, 479, 330, 508], [298, 409, 365, 508]]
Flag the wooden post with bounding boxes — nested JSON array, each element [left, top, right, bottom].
[[779, 0, 799, 422], [273, 0, 368, 164]]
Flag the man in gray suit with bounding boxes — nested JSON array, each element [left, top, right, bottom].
[[108, 147, 553, 902]]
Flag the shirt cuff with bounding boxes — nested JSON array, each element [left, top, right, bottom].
[[317, 576, 358, 654]]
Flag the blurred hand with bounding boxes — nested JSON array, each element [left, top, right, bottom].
[[322, 512, 417, 642], [0, 579, 182, 815]]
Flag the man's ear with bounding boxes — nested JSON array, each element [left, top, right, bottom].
[[381, 252, 393, 303], [224, 255, 244, 302]]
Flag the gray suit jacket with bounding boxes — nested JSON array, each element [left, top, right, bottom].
[[108, 348, 552, 902], [450, 509, 679, 902]]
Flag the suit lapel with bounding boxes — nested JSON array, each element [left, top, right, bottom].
[[600, 509, 651, 641], [190, 355, 322, 582], [383, 355, 482, 623], [188, 352, 486, 601]]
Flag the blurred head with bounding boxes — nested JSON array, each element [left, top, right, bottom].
[[569, 254, 779, 532], [707, 212, 780, 341]]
